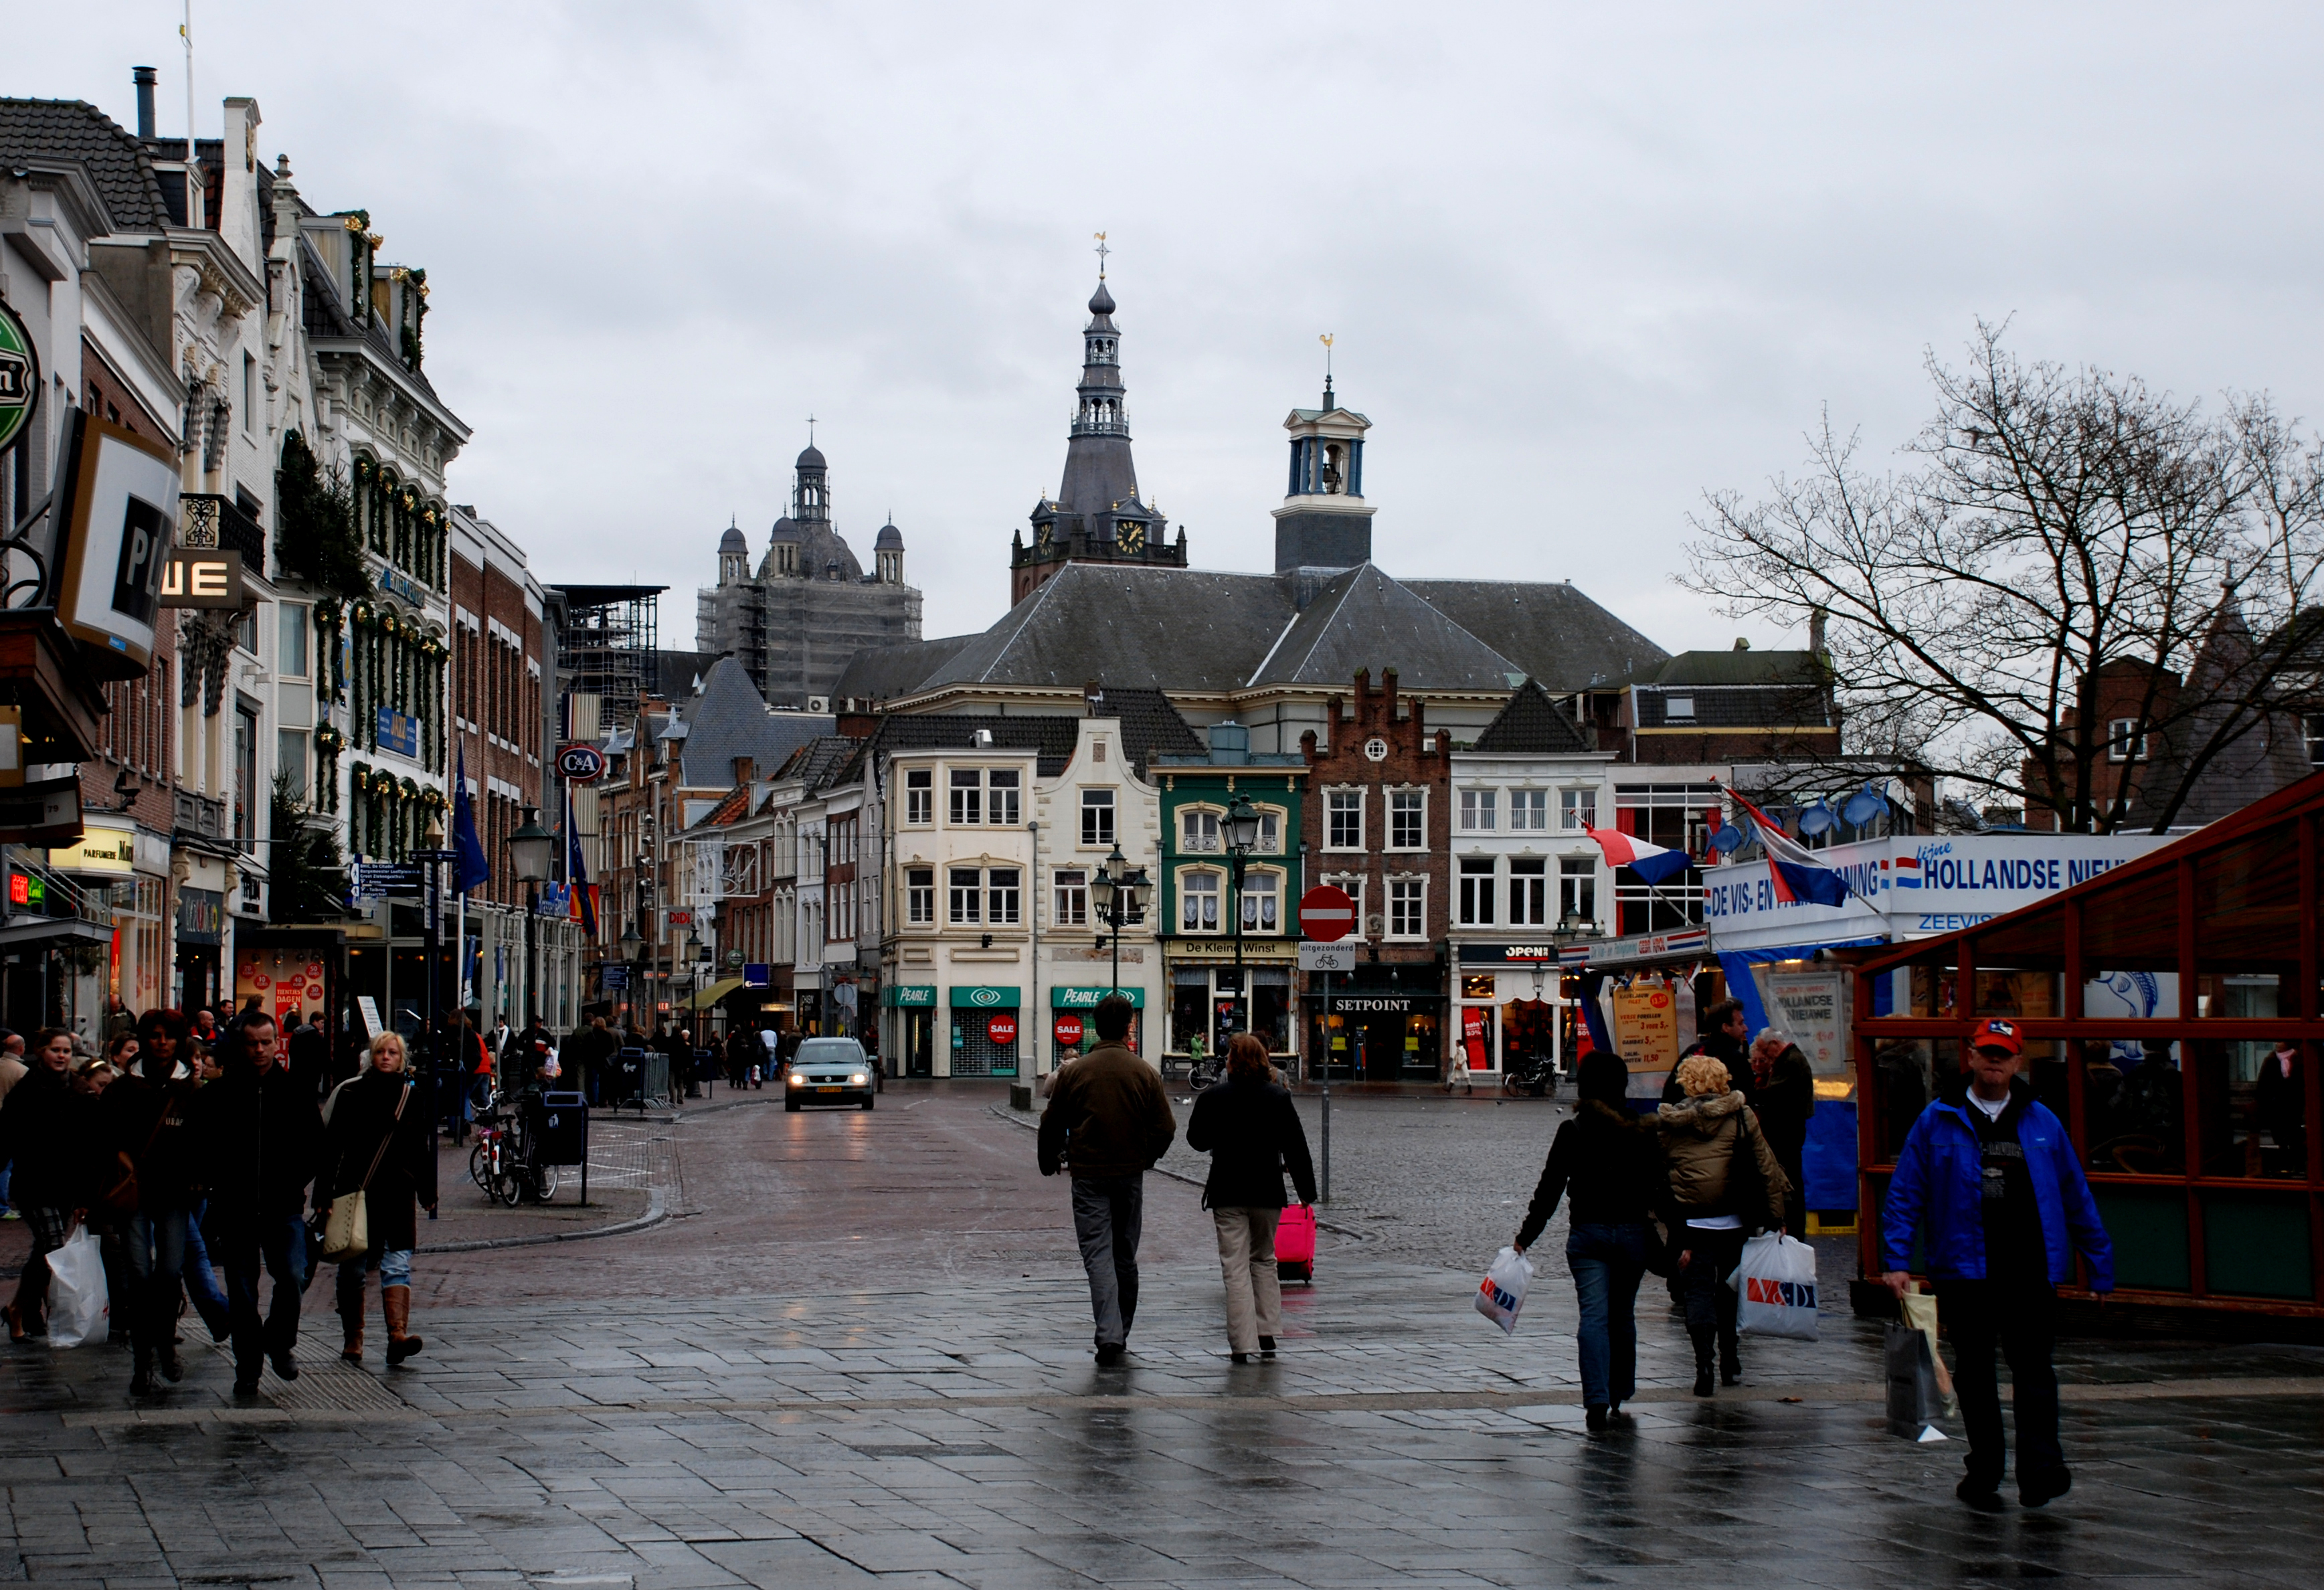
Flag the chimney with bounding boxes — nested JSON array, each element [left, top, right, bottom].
[[731, 756, 755, 787], [133, 67, 157, 139], [1809, 605, 1827, 656]]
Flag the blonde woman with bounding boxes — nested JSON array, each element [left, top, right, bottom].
[[319, 1032, 436, 1364], [1658, 1053, 1788, 1396]]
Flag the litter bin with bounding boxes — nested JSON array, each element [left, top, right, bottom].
[[614, 1046, 646, 1107], [530, 1091, 589, 1167]]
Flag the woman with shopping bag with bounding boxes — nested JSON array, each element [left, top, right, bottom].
[[2, 1031, 95, 1342], [1185, 1033, 1318, 1363], [1513, 1053, 1680, 1432], [319, 1032, 437, 1364], [97, 1019, 203, 1393], [1658, 1053, 1789, 1396]]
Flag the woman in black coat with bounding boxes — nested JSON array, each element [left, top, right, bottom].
[[1185, 1033, 1318, 1364], [98, 1021, 202, 1392], [1514, 1052, 1678, 1431], [3, 1030, 94, 1340], [320, 1031, 437, 1364]]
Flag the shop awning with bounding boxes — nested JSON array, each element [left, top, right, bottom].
[[687, 976, 745, 1010]]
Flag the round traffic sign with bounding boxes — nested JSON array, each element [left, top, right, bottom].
[[988, 1014, 1018, 1046], [556, 743, 607, 782], [1299, 884, 1356, 942], [1054, 1014, 1084, 1046]]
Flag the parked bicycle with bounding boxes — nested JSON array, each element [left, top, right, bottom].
[[1502, 1051, 1560, 1099], [466, 1091, 561, 1205]]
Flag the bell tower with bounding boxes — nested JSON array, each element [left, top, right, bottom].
[[1273, 371, 1374, 573]]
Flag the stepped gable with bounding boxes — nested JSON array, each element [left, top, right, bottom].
[[1469, 677, 1596, 755], [675, 658, 833, 787], [1404, 579, 1667, 691], [1248, 563, 1518, 691], [919, 563, 1294, 695]]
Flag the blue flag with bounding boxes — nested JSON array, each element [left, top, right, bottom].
[[566, 788, 598, 936], [451, 747, 490, 893]]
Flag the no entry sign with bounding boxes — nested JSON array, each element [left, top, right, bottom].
[[1300, 884, 1356, 942], [988, 1014, 1018, 1046], [1054, 1014, 1084, 1046]]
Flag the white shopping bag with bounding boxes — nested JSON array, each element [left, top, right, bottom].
[[1731, 1231, 1819, 1341], [45, 1227, 109, 1348], [1473, 1246, 1534, 1335]]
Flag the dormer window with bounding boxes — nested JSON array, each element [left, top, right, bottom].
[[1666, 695, 1696, 723]]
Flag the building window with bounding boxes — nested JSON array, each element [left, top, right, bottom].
[[242, 353, 256, 434], [988, 867, 1020, 925], [949, 770, 982, 824], [1665, 695, 1696, 722], [234, 701, 259, 855], [948, 867, 982, 923], [279, 604, 309, 677], [1182, 808, 1219, 853], [1389, 877, 1425, 939], [1511, 789, 1547, 830], [1323, 873, 1366, 936], [1257, 809, 1281, 853], [905, 769, 933, 824], [1241, 870, 1279, 933], [1561, 788, 1597, 830], [1327, 789, 1363, 849], [1389, 789, 1425, 849], [1508, 858, 1547, 926], [906, 867, 934, 924], [988, 769, 1021, 825], [2109, 719, 2150, 762], [1081, 788, 1114, 846], [1560, 857, 1597, 925], [1459, 857, 1496, 926], [1182, 870, 1221, 932], [1055, 868, 1088, 926], [277, 729, 307, 802], [1459, 788, 1497, 832]]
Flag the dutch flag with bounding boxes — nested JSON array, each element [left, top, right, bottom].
[[1583, 825, 1694, 885], [1722, 787, 1858, 909], [1891, 855, 1922, 890]]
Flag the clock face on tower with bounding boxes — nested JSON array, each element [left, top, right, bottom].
[[1036, 523, 1053, 551], [1118, 522, 1146, 555]]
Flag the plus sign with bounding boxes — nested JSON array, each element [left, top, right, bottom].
[[1093, 232, 1109, 277]]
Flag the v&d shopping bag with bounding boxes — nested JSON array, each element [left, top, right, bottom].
[[1473, 1246, 1533, 1335], [1730, 1231, 1820, 1341], [45, 1227, 109, 1348]]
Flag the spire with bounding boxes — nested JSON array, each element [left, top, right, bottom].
[[1058, 264, 1138, 517]]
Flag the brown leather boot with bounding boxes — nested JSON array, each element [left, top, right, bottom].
[[383, 1286, 424, 1364], [339, 1305, 363, 1362]]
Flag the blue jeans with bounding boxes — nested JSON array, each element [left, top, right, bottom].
[[123, 1209, 187, 1356], [1567, 1222, 1652, 1410], [1070, 1174, 1144, 1350], [183, 1199, 230, 1327]]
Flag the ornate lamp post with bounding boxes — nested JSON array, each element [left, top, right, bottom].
[[508, 806, 557, 1027], [1088, 841, 1150, 1000], [618, 920, 643, 1033], [1223, 794, 1263, 1038]]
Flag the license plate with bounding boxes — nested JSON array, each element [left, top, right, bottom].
[[818, 1085, 842, 1093]]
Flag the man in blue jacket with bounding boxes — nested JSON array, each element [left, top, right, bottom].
[[1882, 1017, 2113, 1512]]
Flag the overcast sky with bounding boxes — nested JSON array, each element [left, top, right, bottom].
[[25, 5, 2324, 656]]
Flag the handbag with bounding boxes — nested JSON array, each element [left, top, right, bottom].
[[101, 1097, 177, 1215], [318, 1079, 411, 1264]]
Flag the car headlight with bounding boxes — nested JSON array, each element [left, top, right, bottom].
[[850, 1073, 867, 1085], [788, 1071, 804, 1085]]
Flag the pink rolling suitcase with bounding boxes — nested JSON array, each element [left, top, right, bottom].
[[1275, 1203, 1317, 1284]]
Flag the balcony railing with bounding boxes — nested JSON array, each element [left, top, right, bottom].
[[179, 494, 266, 572]]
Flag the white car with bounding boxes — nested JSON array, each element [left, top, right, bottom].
[[785, 1037, 877, 1110]]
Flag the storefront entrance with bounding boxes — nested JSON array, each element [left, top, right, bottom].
[[1307, 996, 1444, 1081], [902, 1009, 934, 1076], [948, 985, 1021, 1077]]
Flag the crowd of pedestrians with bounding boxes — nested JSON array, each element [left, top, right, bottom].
[[0, 1004, 437, 1398]]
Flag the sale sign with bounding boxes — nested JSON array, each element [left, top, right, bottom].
[[988, 1014, 1018, 1046], [1054, 1014, 1084, 1047]]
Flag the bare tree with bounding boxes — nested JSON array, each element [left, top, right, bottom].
[[1684, 323, 2324, 832]]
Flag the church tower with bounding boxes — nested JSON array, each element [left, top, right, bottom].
[[1273, 375, 1374, 572], [1010, 254, 1190, 605]]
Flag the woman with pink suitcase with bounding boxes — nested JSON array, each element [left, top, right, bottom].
[[1186, 1033, 1319, 1362]]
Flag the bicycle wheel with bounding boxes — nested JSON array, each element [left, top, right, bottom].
[[493, 1165, 523, 1206], [533, 1164, 559, 1201], [469, 1142, 491, 1193]]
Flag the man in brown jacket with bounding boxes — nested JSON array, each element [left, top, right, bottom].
[[1037, 995, 1175, 1365]]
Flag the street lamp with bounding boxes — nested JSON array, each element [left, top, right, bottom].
[[1089, 841, 1149, 1001], [1223, 794, 1262, 1038], [509, 806, 556, 1027], [415, 814, 453, 1199], [1547, 905, 1604, 1078], [619, 919, 643, 1032]]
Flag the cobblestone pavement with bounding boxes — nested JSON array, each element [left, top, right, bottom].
[[2, 1084, 2321, 1587]]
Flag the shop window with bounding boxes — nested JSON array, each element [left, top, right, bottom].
[[906, 868, 934, 925], [905, 770, 932, 824], [1510, 790, 1546, 830], [987, 868, 1020, 925], [1388, 877, 1425, 939], [948, 867, 981, 924], [988, 770, 1020, 825], [2080, 1037, 2183, 1174], [1389, 790, 1425, 850], [1182, 808, 1219, 853], [1182, 870, 1220, 932], [1171, 971, 1209, 1053], [1561, 788, 1596, 830], [1458, 857, 1496, 926], [1251, 969, 1291, 1053], [949, 770, 981, 824], [1507, 858, 1546, 926], [1559, 857, 1595, 925], [1241, 870, 1280, 933], [1327, 790, 1362, 849], [1055, 868, 1088, 927], [1459, 788, 1496, 831], [1081, 789, 1113, 846]]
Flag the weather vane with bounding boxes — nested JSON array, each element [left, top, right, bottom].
[[1320, 332, 1334, 382], [806, 413, 815, 447], [1093, 232, 1109, 278]]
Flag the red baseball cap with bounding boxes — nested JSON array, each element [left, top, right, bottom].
[[1969, 1017, 2023, 1056]]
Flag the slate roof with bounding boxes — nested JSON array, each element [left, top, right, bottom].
[[1404, 580, 1669, 691], [832, 713, 1086, 790], [1628, 650, 1833, 729], [1469, 678, 1598, 756], [1251, 563, 1520, 689], [656, 650, 722, 697], [0, 99, 169, 230], [1641, 649, 1826, 689], [776, 735, 869, 793], [2129, 597, 2314, 829], [1090, 685, 1208, 773], [830, 634, 976, 703], [674, 658, 835, 786], [919, 564, 1295, 695]]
